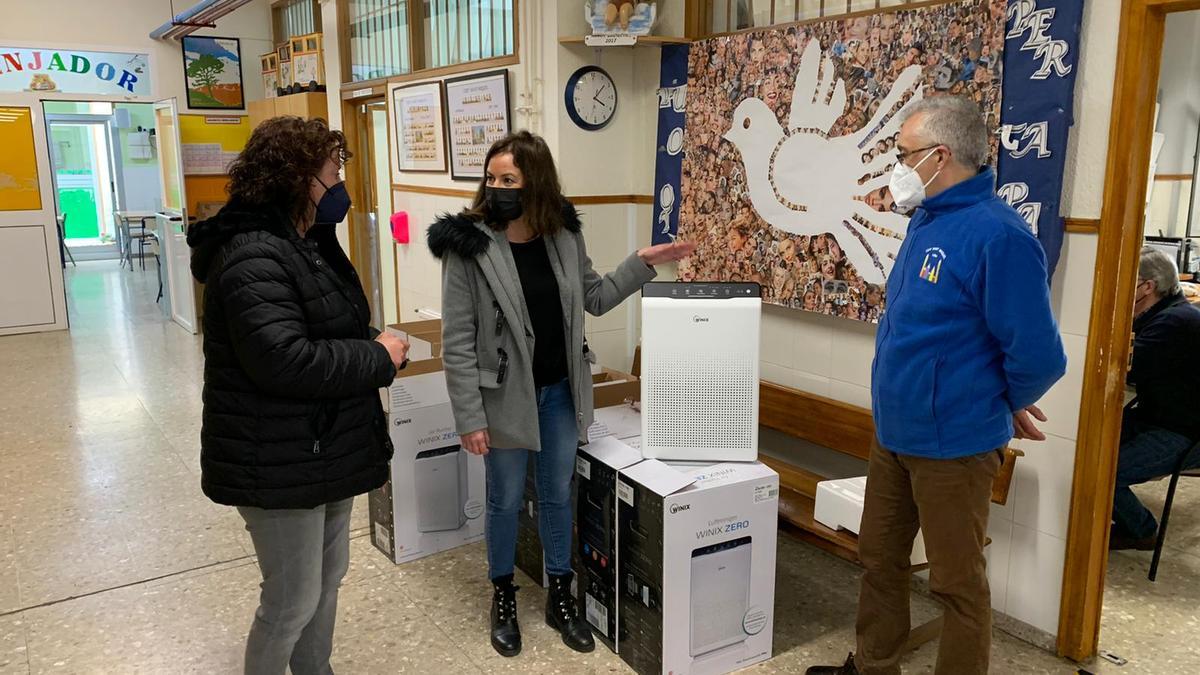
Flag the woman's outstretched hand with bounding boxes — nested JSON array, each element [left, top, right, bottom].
[[637, 240, 697, 267]]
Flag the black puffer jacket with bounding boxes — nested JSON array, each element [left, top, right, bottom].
[[188, 201, 396, 509]]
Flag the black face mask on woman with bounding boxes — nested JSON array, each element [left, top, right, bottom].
[[484, 186, 523, 225], [313, 175, 352, 225]]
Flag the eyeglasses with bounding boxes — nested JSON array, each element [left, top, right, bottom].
[[895, 144, 941, 163]]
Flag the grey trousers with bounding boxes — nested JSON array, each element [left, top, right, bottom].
[[237, 498, 353, 675]]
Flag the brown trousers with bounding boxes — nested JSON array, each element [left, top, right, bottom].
[[854, 441, 1001, 675]]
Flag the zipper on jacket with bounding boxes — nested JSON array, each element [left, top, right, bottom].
[[493, 301, 505, 338], [313, 440, 321, 454], [497, 348, 509, 384]]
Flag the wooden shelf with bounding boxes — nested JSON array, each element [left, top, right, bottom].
[[558, 35, 690, 46]]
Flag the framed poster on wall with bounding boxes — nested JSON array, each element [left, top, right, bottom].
[[390, 81, 447, 174], [182, 36, 246, 110], [444, 69, 511, 181]]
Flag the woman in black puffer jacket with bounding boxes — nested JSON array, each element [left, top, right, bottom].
[[187, 116, 409, 675]]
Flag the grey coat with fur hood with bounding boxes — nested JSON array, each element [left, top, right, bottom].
[[427, 202, 656, 451]]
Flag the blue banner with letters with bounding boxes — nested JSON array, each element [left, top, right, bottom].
[[651, 44, 689, 246], [997, 0, 1083, 277]]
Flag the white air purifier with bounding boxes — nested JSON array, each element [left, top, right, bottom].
[[641, 282, 761, 462], [689, 536, 753, 657], [414, 446, 469, 533]]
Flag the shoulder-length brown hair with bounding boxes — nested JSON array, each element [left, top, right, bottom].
[[468, 131, 566, 235], [226, 116, 351, 226]]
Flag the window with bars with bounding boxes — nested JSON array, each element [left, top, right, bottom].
[[709, 0, 920, 33], [425, 0, 515, 69], [273, 0, 322, 44], [343, 0, 516, 83], [347, 0, 413, 82]]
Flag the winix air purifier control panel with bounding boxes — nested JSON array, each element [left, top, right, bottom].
[[640, 282, 762, 462], [414, 446, 468, 533]]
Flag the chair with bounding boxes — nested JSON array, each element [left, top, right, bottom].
[[1148, 439, 1200, 581], [57, 214, 76, 267], [128, 216, 155, 271], [146, 229, 164, 303]]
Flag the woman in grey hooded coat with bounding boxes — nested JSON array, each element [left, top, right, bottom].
[[428, 131, 693, 658]]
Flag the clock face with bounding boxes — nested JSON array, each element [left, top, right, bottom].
[[567, 67, 617, 130]]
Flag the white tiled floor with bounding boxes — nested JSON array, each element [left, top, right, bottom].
[[0, 261, 1194, 673]]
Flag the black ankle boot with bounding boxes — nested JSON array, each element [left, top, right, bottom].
[[545, 572, 594, 653], [490, 575, 521, 657]]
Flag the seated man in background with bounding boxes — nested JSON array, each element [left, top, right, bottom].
[[1112, 247, 1200, 550]]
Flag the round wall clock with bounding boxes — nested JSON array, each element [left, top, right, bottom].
[[565, 65, 617, 131]]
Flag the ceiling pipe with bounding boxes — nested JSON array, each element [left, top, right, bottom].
[[149, 0, 255, 40]]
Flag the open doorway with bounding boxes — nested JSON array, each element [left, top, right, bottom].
[[1054, 2, 1200, 670], [42, 101, 161, 265], [1090, 8, 1200, 671], [344, 94, 397, 328], [40, 100, 164, 329]]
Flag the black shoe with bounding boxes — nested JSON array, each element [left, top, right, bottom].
[[490, 575, 522, 657], [806, 652, 860, 675], [545, 572, 594, 653], [1109, 532, 1157, 551]]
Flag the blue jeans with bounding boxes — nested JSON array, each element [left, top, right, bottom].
[[1113, 416, 1200, 539], [485, 379, 578, 579]]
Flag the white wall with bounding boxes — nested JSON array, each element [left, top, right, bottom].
[[1156, 12, 1200, 175], [2, 0, 273, 112], [1145, 11, 1200, 238]]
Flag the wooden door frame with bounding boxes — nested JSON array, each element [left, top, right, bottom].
[[341, 91, 396, 324], [1057, 0, 1200, 661]]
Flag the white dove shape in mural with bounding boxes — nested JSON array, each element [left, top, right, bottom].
[[724, 39, 925, 284]]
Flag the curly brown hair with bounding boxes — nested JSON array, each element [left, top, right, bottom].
[[226, 116, 351, 226]]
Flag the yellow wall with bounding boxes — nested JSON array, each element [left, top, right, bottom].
[[178, 114, 252, 217]]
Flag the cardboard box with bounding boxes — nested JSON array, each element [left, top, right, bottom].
[[593, 370, 641, 410], [575, 436, 643, 652], [617, 460, 778, 675], [813, 476, 927, 565], [369, 318, 486, 564], [377, 320, 447, 417]]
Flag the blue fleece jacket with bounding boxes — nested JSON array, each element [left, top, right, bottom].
[[871, 168, 1067, 458]]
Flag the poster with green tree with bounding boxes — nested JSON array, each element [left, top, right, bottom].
[[182, 36, 244, 110]]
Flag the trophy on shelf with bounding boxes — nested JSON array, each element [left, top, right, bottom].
[[584, 1, 659, 45]]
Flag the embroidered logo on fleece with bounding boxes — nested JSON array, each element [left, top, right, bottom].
[[919, 247, 946, 284]]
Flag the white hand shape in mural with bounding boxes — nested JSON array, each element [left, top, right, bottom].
[[724, 39, 924, 284]]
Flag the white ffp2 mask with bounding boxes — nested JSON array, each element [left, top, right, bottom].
[[889, 148, 941, 214]]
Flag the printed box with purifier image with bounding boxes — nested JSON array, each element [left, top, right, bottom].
[[639, 282, 762, 463], [617, 459, 778, 675], [574, 435, 643, 652], [368, 320, 486, 564]]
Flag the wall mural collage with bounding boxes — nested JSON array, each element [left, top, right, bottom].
[[675, 0, 1008, 322]]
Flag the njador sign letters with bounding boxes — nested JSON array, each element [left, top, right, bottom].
[[0, 47, 152, 97]]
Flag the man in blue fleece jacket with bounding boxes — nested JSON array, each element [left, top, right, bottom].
[[808, 98, 1067, 675]]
